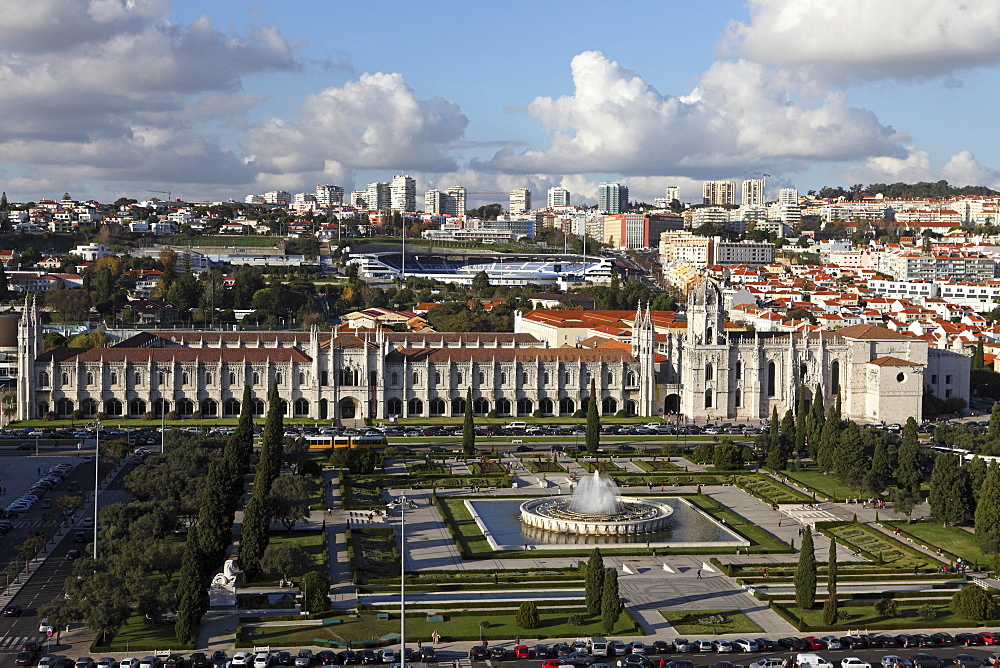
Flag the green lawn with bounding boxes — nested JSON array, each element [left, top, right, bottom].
[[887, 520, 988, 566], [775, 601, 986, 631], [250, 531, 327, 586], [238, 610, 641, 646], [783, 469, 859, 501], [737, 476, 811, 504], [820, 521, 940, 569], [91, 614, 191, 652], [660, 609, 763, 635]]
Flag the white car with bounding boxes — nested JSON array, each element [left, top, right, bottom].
[[750, 660, 786, 668], [629, 643, 647, 655], [230, 653, 253, 668], [713, 641, 733, 653], [842, 660, 871, 668], [253, 654, 272, 668], [381, 650, 397, 664], [821, 638, 842, 651], [696, 641, 714, 652], [734, 640, 760, 653], [120, 659, 140, 668]]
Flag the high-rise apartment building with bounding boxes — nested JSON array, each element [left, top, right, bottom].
[[547, 187, 571, 208], [315, 184, 344, 206], [446, 186, 466, 216], [510, 188, 532, 214], [666, 186, 680, 205], [263, 190, 291, 206], [778, 188, 799, 205], [364, 182, 391, 211], [390, 175, 416, 212], [742, 179, 765, 207], [424, 189, 445, 215], [702, 180, 736, 206], [597, 182, 629, 214]]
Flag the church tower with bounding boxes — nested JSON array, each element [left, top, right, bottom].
[[632, 303, 656, 416], [17, 295, 41, 420], [687, 277, 724, 346]]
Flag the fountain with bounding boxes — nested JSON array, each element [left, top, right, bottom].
[[519, 470, 673, 535]]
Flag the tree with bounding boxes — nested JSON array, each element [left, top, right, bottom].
[[864, 440, 892, 496], [989, 401, 1000, 443], [795, 526, 817, 610], [586, 379, 600, 454], [891, 486, 921, 523], [240, 494, 270, 582], [37, 597, 74, 645], [951, 584, 996, 621], [973, 341, 986, 371], [833, 422, 865, 488], [262, 542, 312, 583], [874, 597, 898, 618], [896, 417, 923, 494], [713, 442, 744, 471], [823, 537, 839, 625], [462, 387, 475, 456], [0, 263, 9, 302], [301, 569, 330, 613], [585, 548, 605, 615], [929, 453, 970, 526], [600, 567, 620, 634], [16, 535, 45, 570], [254, 384, 285, 497], [975, 462, 1000, 556], [968, 456, 988, 513], [269, 474, 317, 530], [515, 601, 540, 629], [175, 524, 210, 644]]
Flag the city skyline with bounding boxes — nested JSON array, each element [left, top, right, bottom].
[[2, 1, 1000, 207]]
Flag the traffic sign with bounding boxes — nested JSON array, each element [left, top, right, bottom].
[[46, 628, 53, 636]]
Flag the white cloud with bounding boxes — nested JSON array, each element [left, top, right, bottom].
[[842, 147, 1000, 189], [488, 51, 905, 177], [244, 72, 469, 181], [725, 0, 1000, 81]]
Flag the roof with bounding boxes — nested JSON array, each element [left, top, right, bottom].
[[867, 356, 921, 367], [835, 324, 911, 341], [48, 347, 312, 364], [390, 347, 637, 364]]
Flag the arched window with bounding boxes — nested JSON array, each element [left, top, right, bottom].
[[252, 399, 265, 416], [706, 326, 714, 343], [602, 397, 618, 416], [800, 363, 808, 382], [628, 371, 638, 386], [177, 399, 194, 417], [276, 372, 283, 385], [299, 372, 305, 385], [134, 372, 142, 385], [206, 372, 213, 385], [705, 363, 714, 381], [39, 371, 49, 386], [473, 397, 490, 414], [478, 372, 485, 385], [558, 397, 575, 415], [735, 389, 741, 408], [625, 399, 637, 416], [412, 371, 419, 385], [37, 401, 49, 418], [158, 372, 165, 385], [429, 398, 446, 416], [521, 372, 528, 384], [451, 397, 465, 416], [110, 372, 117, 385], [279, 399, 288, 416], [735, 360, 742, 380], [201, 399, 217, 416], [831, 360, 841, 394], [496, 398, 511, 415], [705, 388, 713, 408], [391, 372, 399, 386], [516, 398, 533, 415], [407, 397, 423, 416], [105, 398, 122, 416], [229, 372, 236, 385], [565, 372, 573, 385], [540, 398, 554, 415], [224, 399, 241, 417], [457, 372, 463, 385], [543, 371, 550, 384], [56, 398, 73, 415], [321, 371, 328, 386], [388, 397, 403, 416], [501, 372, 508, 385], [182, 372, 189, 385], [253, 372, 260, 385], [608, 371, 614, 384], [767, 361, 776, 397], [435, 372, 441, 385], [129, 398, 146, 417], [294, 398, 309, 417], [86, 372, 94, 385], [61, 372, 69, 385]]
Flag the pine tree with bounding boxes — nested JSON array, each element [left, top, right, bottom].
[[975, 462, 1000, 555], [929, 454, 970, 526], [795, 526, 817, 610], [972, 340, 986, 371], [834, 422, 865, 488], [600, 567, 620, 634], [968, 456, 988, 513], [864, 440, 892, 496], [988, 401, 1000, 443], [586, 379, 600, 454], [823, 536, 839, 625], [0, 191, 7, 210], [462, 387, 475, 456], [515, 601, 540, 629], [896, 417, 923, 495], [585, 548, 605, 615]]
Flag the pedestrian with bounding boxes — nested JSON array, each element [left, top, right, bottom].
[[696, 568, 702, 579], [764, 568, 770, 579]]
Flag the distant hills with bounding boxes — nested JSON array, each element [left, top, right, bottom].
[[816, 180, 1000, 200]]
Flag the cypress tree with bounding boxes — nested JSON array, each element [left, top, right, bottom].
[[175, 524, 209, 643], [968, 456, 988, 512], [929, 453, 970, 527], [795, 388, 809, 456], [864, 440, 892, 496], [988, 401, 1000, 443], [586, 379, 600, 454], [972, 340, 986, 371], [585, 547, 605, 615], [239, 494, 270, 581], [0, 263, 8, 301], [810, 384, 825, 444], [896, 417, 923, 495], [228, 384, 256, 509], [795, 526, 817, 610], [833, 422, 864, 488], [255, 384, 285, 496], [462, 387, 475, 456], [600, 567, 620, 634], [975, 462, 1000, 556], [823, 537, 839, 625]]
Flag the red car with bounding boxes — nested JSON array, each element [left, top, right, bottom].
[[803, 638, 825, 650], [515, 647, 531, 660], [980, 633, 1000, 646], [543, 660, 563, 668]]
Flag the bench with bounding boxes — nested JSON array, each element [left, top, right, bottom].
[[322, 618, 342, 626], [313, 639, 346, 647], [511, 439, 523, 444], [376, 612, 390, 621], [426, 614, 444, 622]]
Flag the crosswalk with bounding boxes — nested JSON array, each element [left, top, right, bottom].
[[0, 636, 42, 650], [11, 518, 43, 529]]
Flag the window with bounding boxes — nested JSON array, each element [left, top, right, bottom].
[[500, 372, 508, 385], [412, 371, 419, 385], [608, 371, 614, 384], [86, 372, 94, 385], [110, 372, 117, 385], [435, 372, 441, 385], [946, 389, 953, 398], [321, 371, 328, 386], [705, 388, 713, 408], [457, 372, 463, 385], [478, 372, 485, 384], [206, 372, 214, 385], [299, 372, 305, 385], [391, 372, 398, 386], [735, 390, 741, 408], [767, 361, 776, 397], [705, 363, 713, 382], [544, 371, 550, 384], [253, 372, 260, 385], [521, 372, 528, 384], [134, 372, 142, 385], [628, 371, 638, 386], [158, 372, 165, 385], [61, 372, 69, 385], [735, 360, 742, 380], [182, 372, 189, 385], [565, 372, 573, 385], [229, 372, 236, 385], [831, 360, 840, 394], [276, 372, 283, 385], [946, 375, 953, 384], [931, 374, 938, 384]]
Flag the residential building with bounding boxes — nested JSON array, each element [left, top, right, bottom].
[[391, 175, 416, 212], [597, 182, 629, 214], [547, 187, 571, 208], [263, 191, 291, 206], [601, 213, 682, 250], [510, 188, 532, 215], [666, 186, 680, 205], [364, 182, 391, 211], [702, 180, 736, 206], [742, 179, 765, 207], [315, 184, 344, 206]]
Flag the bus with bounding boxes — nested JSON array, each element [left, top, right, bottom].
[[306, 433, 388, 450]]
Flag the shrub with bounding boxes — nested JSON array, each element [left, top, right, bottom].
[[71, 409, 84, 420], [515, 601, 539, 629], [532, 410, 542, 418], [44, 411, 57, 421], [573, 409, 586, 418], [917, 604, 938, 619], [142, 411, 156, 420], [95, 412, 106, 420], [192, 411, 202, 420], [874, 597, 898, 618], [486, 409, 498, 419], [166, 410, 180, 421], [951, 585, 996, 621]]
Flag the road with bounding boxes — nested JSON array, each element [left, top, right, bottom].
[[0, 452, 137, 660]]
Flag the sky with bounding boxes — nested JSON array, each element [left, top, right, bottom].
[[3, 0, 1000, 207]]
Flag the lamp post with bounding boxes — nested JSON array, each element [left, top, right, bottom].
[[388, 493, 407, 664], [93, 419, 100, 560]]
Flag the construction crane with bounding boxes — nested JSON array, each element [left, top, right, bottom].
[[745, 172, 771, 179], [147, 189, 172, 201]]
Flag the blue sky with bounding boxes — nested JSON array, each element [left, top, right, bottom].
[[2, 0, 1000, 206]]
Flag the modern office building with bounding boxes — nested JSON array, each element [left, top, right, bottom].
[[390, 175, 416, 212], [702, 181, 736, 206], [547, 187, 571, 208], [597, 182, 629, 214], [510, 188, 532, 215]]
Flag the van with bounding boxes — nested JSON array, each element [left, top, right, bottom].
[[507, 421, 527, 430], [591, 638, 609, 657], [796, 654, 834, 668]]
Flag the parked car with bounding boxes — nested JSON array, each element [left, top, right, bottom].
[[733, 639, 759, 653], [910, 655, 945, 668], [420, 648, 436, 663], [754, 640, 778, 652], [314, 652, 336, 666], [514, 647, 531, 660], [294, 651, 313, 667], [951, 655, 988, 667], [630, 643, 649, 655], [713, 641, 733, 653], [821, 638, 843, 651], [778, 639, 807, 651], [673, 639, 693, 654], [842, 659, 872, 668], [652, 641, 673, 654], [489, 647, 507, 661], [469, 647, 488, 661], [955, 635, 985, 647], [749, 660, 785, 668]]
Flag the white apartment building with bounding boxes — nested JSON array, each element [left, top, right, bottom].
[[778, 188, 798, 205], [425, 187, 466, 216], [880, 252, 996, 283], [510, 188, 532, 215], [666, 186, 680, 205], [424, 189, 445, 215], [391, 175, 416, 212], [742, 179, 765, 207], [263, 191, 291, 206], [547, 187, 571, 208], [702, 180, 736, 206], [315, 185, 344, 206], [365, 182, 391, 211], [294, 193, 316, 204]]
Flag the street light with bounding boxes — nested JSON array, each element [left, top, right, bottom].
[[93, 419, 100, 560], [388, 493, 407, 663]]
